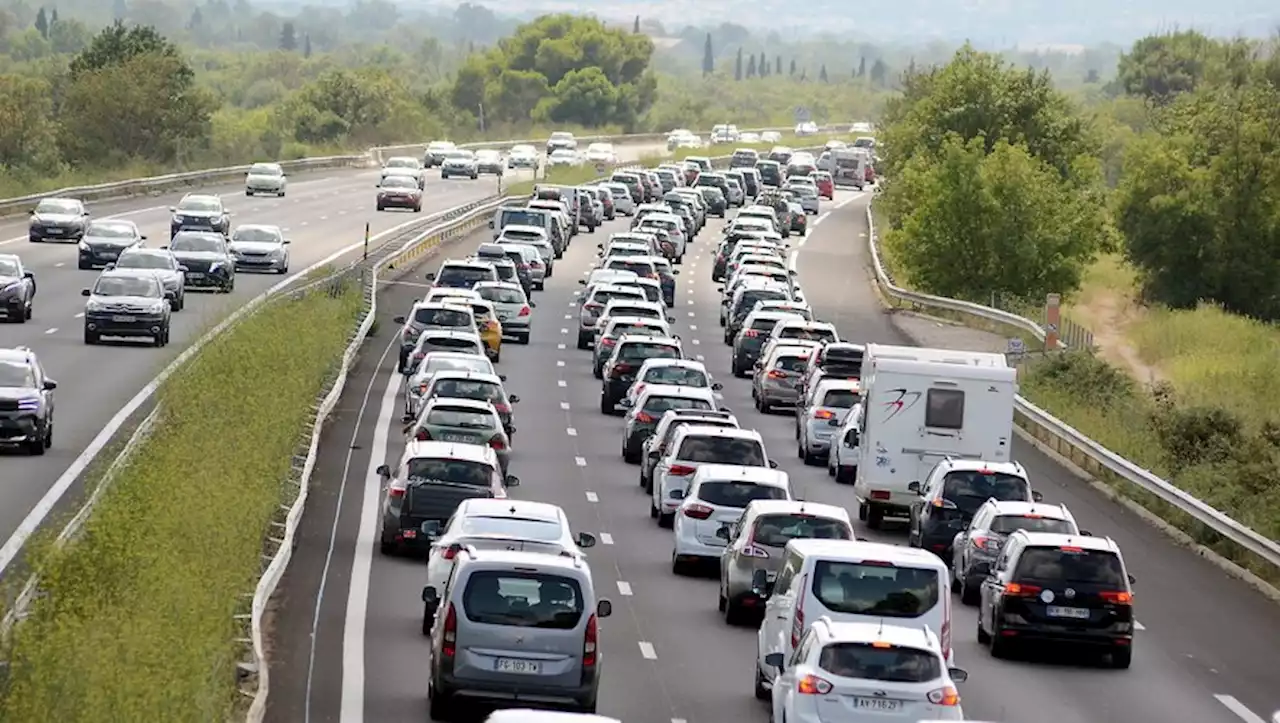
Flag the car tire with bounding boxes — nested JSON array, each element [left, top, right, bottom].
[[414, 204, 422, 213], [278, 190, 286, 197], [245, 189, 253, 196], [724, 596, 750, 626], [976, 613, 991, 645], [84, 329, 98, 345], [153, 331, 165, 347], [376, 203, 384, 212], [27, 433, 45, 456], [428, 684, 455, 721], [174, 294, 185, 311], [576, 332, 591, 350], [421, 603, 436, 636], [754, 666, 771, 700], [78, 259, 92, 270], [599, 394, 612, 415], [21, 302, 31, 322], [1110, 647, 1132, 669], [671, 551, 693, 576], [516, 333, 529, 345], [960, 577, 980, 606]]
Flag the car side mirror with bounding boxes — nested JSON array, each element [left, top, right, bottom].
[[420, 520, 442, 539], [43, 379, 57, 390], [421, 586, 439, 605], [1031, 490, 1044, 502], [168, 207, 176, 211], [393, 315, 406, 324], [23, 270, 34, 279], [1079, 529, 1092, 536], [596, 599, 612, 618], [28, 210, 34, 215], [160, 245, 168, 249], [596, 243, 603, 249], [671, 489, 685, 500], [576, 532, 597, 548], [178, 265, 188, 272], [81, 288, 91, 296], [751, 569, 774, 596], [1128, 573, 1137, 585], [529, 301, 537, 308], [488, 220, 494, 228], [714, 524, 731, 540], [504, 475, 520, 487], [508, 395, 520, 403], [711, 382, 723, 391], [618, 398, 632, 408], [768, 460, 779, 469], [498, 374, 507, 381], [828, 418, 841, 427], [948, 667, 968, 684], [765, 652, 785, 668], [647, 448, 660, 459], [672, 269, 680, 275], [907, 481, 921, 493], [376, 464, 391, 478], [424, 272, 435, 281], [164, 290, 175, 300], [667, 316, 675, 323], [282, 240, 291, 245], [578, 279, 586, 285]]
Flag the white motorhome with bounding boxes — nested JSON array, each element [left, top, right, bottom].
[[830, 147, 870, 189], [852, 344, 1016, 530]]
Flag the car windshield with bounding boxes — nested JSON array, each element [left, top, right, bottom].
[[462, 571, 583, 629], [459, 515, 563, 542], [990, 515, 1077, 535], [773, 355, 809, 372], [752, 514, 851, 547], [821, 389, 859, 408], [421, 356, 490, 377], [382, 177, 416, 189], [170, 234, 223, 252], [819, 643, 942, 683], [0, 360, 35, 387], [942, 471, 1031, 515], [812, 561, 940, 618], [425, 407, 496, 429], [116, 253, 173, 270], [177, 197, 220, 212], [677, 436, 766, 465], [36, 199, 80, 214], [249, 164, 282, 176], [404, 457, 492, 487], [477, 286, 525, 304], [0, 259, 19, 276], [644, 366, 707, 387], [414, 307, 471, 327], [619, 343, 680, 362], [432, 379, 503, 403], [436, 265, 493, 288], [86, 223, 135, 238], [94, 276, 161, 298], [698, 482, 786, 507], [643, 396, 712, 414], [1015, 547, 1126, 586], [232, 227, 281, 243]]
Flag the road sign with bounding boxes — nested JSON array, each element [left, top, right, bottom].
[[1006, 338, 1026, 355], [794, 107, 811, 123]]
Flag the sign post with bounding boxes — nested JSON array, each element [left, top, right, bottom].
[[363, 222, 370, 261], [1045, 293, 1061, 349]]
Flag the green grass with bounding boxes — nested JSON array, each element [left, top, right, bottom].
[[0, 274, 364, 722]]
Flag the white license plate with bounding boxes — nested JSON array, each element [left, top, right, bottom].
[[852, 697, 901, 711], [111, 315, 136, 322], [441, 434, 471, 442], [494, 658, 540, 675], [1046, 605, 1090, 619], [187, 272, 204, 278], [498, 313, 510, 320]]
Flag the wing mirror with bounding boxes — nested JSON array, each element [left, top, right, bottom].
[[393, 315, 406, 324], [714, 525, 730, 540], [596, 599, 613, 618], [711, 382, 723, 391], [498, 374, 507, 381], [376, 464, 391, 478], [907, 481, 921, 494], [827, 418, 842, 427], [672, 269, 680, 275], [667, 316, 675, 323], [424, 271, 435, 281], [81, 288, 91, 297], [1128, 573, 1137, 585], [488, 220, 494, 228], [765, 653, 785, 668], [576, 532, 597, 548], [1032, 490, 1044, 502], [1079, 529, 1092, 536], [42, 379, 57, 390], [529, 301, 537, 308], [751, 569, 775, 597], [421, 586, 439, 605], [670, 489, 685, 500], [504, 474, 520, 487], [23, 270, 35, 279], [164, 290, 176, 300], [419, 520, 442, 539], [508, 395, 520, 403], [948, 668, 969, 684], [768, 460, 779, 469], [617, 398, 633, 408]]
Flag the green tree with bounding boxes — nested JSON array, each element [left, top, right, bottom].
[[775, 55, 781, 75], [34, 7, 48, 38], [819, 63, 827, 82], [49, 16, 91, 54], [701, 33, 713, 76], [0, 74, 59, 170], [280, 21, 296, 51], [870, 58, 887, 86], [303, 33, 311, 58], [735, 48, 743, 80], [858, 56, 866, 77], [70, 21, 187, 80], [1115, 30, 1222, 104], [746, 53, 755, 78], [758, 51, 767, 77], [632, 15, 639, 33], [789, 58, 795, 76]]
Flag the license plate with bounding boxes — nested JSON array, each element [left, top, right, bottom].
[[111, 315, 136, 322], [441, 434, 471, 442], [1046, 605, 1090, 619], [187, 272, 204, 278], [852, 697, 901, 711], [495, 658, 540, 675], [402, 529, 417, 539], [498, 313, 510, 320]]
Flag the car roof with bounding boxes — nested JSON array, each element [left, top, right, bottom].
[[745, 499, 851, 521], [403, 439, 497, 464], [938, 458, 1025, 476], [986, 500, 1073, 520], [1013, 531, 1118, 552], [814, 379, 861, 394], [431, 370, 502, 384], [616, 334, 680, 346], [692, 464, 788, 487], [778, 319, 836, 330], [637, 384, 715, 400], [786, 539, 947, 567], [413, 299, 473, 310], [97, 269, 159, 282], [474, 281, 524, 293], [457, 549, 584, 575], [0, 347, 36, 364], [461, 498, 565, 524], [820, 621, 941, 653], [605, 298, 663, 309]]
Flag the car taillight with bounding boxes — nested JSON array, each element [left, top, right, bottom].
[[634, 411, 654, 424], [493, 403, 511, 414], [1099, 590, 1134, 604], [518, 264, 530, 271], [610, 363, 633, 378], [388, 482, 406, 498], [683, 503, 714, 519], [669, 464, 696, 476], [489, 435, 506, 451], [813, 409, 835, 419], [743, 329, 759, 338], [601, 337, 617, 347], [1005, 582, 1042, 597], [971, 535, 1001, 551], [441, 603, 457, 658], [927, 686, 960, 706], [742, 544, 769, 558], [791, 576, 806, 647], [583, 613, 598, 667], [415, 429, 431, 441], [767, 370, 786, 379], [585, 303, 602, 313], [518, 305, 531, 316], [440, 543, 463, 561], [797, 674, 831, 695]]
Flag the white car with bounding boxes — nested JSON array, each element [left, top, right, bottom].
[[548, 149, 581, 168], [603, 182, 636, 215], [766, 620, 967, 722], [794, 121, 820, 136], [403, 351, 497, 419], [761, 131, 783, 143], [671, 464, 790, 574], [650, 425, 774, 526], [585, 142, 617, 165], [381, 156, 425, 188], [619, 357, 716, 404], [244, 162, 287, 196], [417, 498, 597, 632], [507, 144, 540, 170]]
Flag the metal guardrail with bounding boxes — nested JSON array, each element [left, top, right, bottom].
[[864, 201, 1280, 571], [0, 126, 808, 217]]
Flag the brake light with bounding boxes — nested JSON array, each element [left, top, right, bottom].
[[858, 560, 895, 567], [388, 481, 406, 499], [417, 384, 428, 394], [518, 264, 530, 271], [669, 464, 697, 476], [743, 329, 759, 338], [610, 363, 633, 378], [796, 675, 832, 695], [440, 543, 463, 561], [683, 503, 714, 519], [1060, 546, 1084, 552], [742, 544, 769, 558], [415, 429, 431, 441], [518, 305, 531, 317], [489, 435, 506, 451], [971, 535, 1000, 551], [813, 409, 834, 420], [1099, 590, 1133, 604], [493, 402, 511, 414], [634, 411, 654, 424], [602, 337, 617, 347], [585, 303, 603, 312], [583, 613, 598, 667], [1005, 582, 1042, 597], [766, 370, 786, 380], [441, 603, 457, 658], [927, 686, 960, 706]]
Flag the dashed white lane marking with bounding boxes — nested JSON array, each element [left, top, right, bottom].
[[686, 300, 693, 305], [575, 456, 587, 467], [560, 328, 568, 334], [691, 339, 700, 345], [687, 311, 694, 317], [1134, 621, 1146, 631], [1215, 695, 1267, 723], [584, 491, 598, 502], [54, 262, 65, 268], [695, 354, 705, 361], [557, 342, 566, 350], [556, 360, 565, 367], [673, 719, 688, 723], [638, 641, 658, 659], [566, 427, 577, 436], [690, 324, 697, 330], [600, 533, 614, 545], [617, 581, 633, 596], [44, 328, 57, 334], [74, 312, 84, 318], [567, 301, 575, 306], [560, 401, 570, 410], [563, 314, 571, 319]]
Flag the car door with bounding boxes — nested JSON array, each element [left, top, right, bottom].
[[981, 537, 1019, 633], [911, 462, 944, 536], [759, 550, 801, 670]]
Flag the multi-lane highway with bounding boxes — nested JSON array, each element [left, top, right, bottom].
[[265, 184, 1280, 723], [0, 144, 666, 580]]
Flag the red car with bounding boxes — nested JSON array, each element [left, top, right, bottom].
[[813, 172, 834, 200], [865, 164, 876, 184]]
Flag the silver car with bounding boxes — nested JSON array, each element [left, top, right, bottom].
[[752, 344, 815, 412], [110, 247, 187, 311], [498, 236, 554, 284], [381, 156, 426, 188], [403, 351, 498, 420], [244, 162, 287, 196], [474, 281, 534, 344], [827, 403, 863, 483], [440, 150, 479, 179], [228, 224, 290, 274], [797, 379, 861, 463], [787, 182, 820, 214]]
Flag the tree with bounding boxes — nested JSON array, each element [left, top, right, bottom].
[[49, 15, 90, 53], [758, 52, 767, 77], [789, 58, 795, 76], [746, 54, 756, 78], [49, 8, 57, 24], [303, 33, 312, 58], [632, 15, 639, 33], [34, 7, 48, 38], [0, 74, 59, 171], [870, 58, 887, 86], [187, 7, 202, 29], [858, 56, 866, 77], [735, 47, 742, 81], [1115, 30, 1222, 104], [775, 55, 781, 75], [819, 64, 827, 82], [70, 22, 187, 80], [701, 33, 713, 76], [279, 21, 296, 51]]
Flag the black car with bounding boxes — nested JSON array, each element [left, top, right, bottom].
[[82, 270, 173, 346], [166, 231, 236, 292], [698, 187, 727, 217], [0, 347, 55, 455], [978, 531, 1136, 668], [0, 254, 36, 323], [907, 462, 1040, 557], [755, 160, 783, 188], [78, 219, 145, 270], [599, 337, 684, 413], [28, 197, 90, 243], [169, 194, 230, 238]]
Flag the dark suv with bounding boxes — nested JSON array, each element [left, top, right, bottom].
[[0, 346, 55, 455], [169, 194, 230, 239]]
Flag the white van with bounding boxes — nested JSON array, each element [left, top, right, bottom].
[[753, 539, 952, 699]]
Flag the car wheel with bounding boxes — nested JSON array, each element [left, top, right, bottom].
[[754, 666, 771, 701], [960, 577, 980, 606], [599, 394, 612, 415], [245, 189, 253, 196], [1110, 647, 1132, 669], [153, 330, 166, 347], [414, 204, 422, 212], [376, 203, 384, 211], [278, 190, 286, 197], [84, 329, 98, 345], [44, 423, 52, 449], [672, 551, 692, 576], [516, 333, 530, 344], [427, 683, 455, 721], [24, 302, 32, 321], [27, 433, 45, 456], [78, 259, 92, 270]]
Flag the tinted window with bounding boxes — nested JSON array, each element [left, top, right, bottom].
[[698, 482, 786, 507], [500, 210, 546, 228], [607, 322, 662, 338], [93, 276, 161, 297], [478, 286, 525, 304], [610, 305, 661, 320], [423, 337, 480, 351], [403, 458, 492, 486], [432, 379, 503, 402], [925, 388, 965, 429], [752, 514, 851, 547], [35, 199, 80, 214], [1015, 548, 1126, 586], [462, 571, 583, 629], [425, 407, 496, 429], [608, 260, 655, 276], [821, 363, 861, 379], [437, 265, 494, 288], [818, 643, 942, 683], [177, 197, 220, 212], [414, 308, 471, 326], [821, 389, 859, 408], [643, 396, 713, 413], [676, 436, 766, 465], [232, 227, 282, 243], [774, 355, 809, 372], [619, 343, 680, 362], [592, 290, 642, 305], [780, 327, 835, 342], [750, 317, 785, 331], [811, 561, 940, 618], [942, 471, 1031, 514], [990, 515, 1077, 535], [170, 234, 223, 252], [644, 366, 707, 387], [459, 515, 563, 541], [735, 290, 789, 313], [382, 177, 417, 189]]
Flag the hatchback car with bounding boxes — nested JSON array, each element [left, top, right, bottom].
[[169, 194, 230, 238], [753, 344, 816, 412], [110, 248, 187, 311], [166, 231, 236, 292], [410, 329, 486, 371], [797, 379, 861, 463], [638, 409, 739, 490], [731, 310, 807, 376], [0, 346, 57, 455], [376, 175, 423, 212], [381, 156, 426, 187], [951, 500, 1080, 605], [423, 370, 519, 436], [592, 316, 672, 378], [620, 384, 719, 464], [228, 224, 290, 274], [407, 396, 511, 473], [77, 219, 144, 270], [600, 335, 684, 413], [403, 351, 497, 419], [671, 464, 791, 575], [650, 425, 776, 527], [474, 281, 533, 344], [907, 459, 1040, 557]]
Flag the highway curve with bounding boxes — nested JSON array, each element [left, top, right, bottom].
[[0, 142, 664, 581], [264, 189, 1280, 722]]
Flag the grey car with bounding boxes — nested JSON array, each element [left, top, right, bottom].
[[796, 379, 861, 463], [28, 197, 89, 243], [228, 224, 290, 274], [440, 150, 479, 179], [787, 182, 820, 214], [474, 281, 534, 344], [475, 149, 505, 175], [423, 549, 612, 718], [244, 162, 287, 196], [78, 219, 144, 270], [752, 344, 815, 412], [731, 310, 806, 377], [110, 247, 187, 311]]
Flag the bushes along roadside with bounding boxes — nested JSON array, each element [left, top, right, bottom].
[[0, 273, 363, 721]]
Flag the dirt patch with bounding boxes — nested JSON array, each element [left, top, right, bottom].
[[1068, 288, 1164, 385]]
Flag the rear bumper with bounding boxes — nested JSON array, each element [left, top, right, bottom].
[[438, 671, 598, 708], [996, 618, 1134, 647]]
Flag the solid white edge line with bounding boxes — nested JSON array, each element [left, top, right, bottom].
[[1215, 695, 1268, 723]]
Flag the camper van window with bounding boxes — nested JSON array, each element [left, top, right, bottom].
[[925, 388, 965, 429]]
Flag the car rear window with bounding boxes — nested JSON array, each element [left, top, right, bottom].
[[990, 515, 1076, 535], [490, 265, 517, 280], [462, 571, 583, 629], [643, 396, 713, 414], [820, 363, 861, 379], [611, 305, 661, 320], [941, 471, 1031, 515], [780, 327, 836, 342], [620, 343, 680, 361], [432, 379, 503, 403], [812, 561, 940, 617], [818, 643, 942, 683], [750, 317, 786, 331], [676, 436, 766, 465], [414, 307, 471, 327], [643, 366, 707, 387], [698, 482, 786, 507], [421, 356, 491, 377], [609, 260, 656, 276], [736, 290, 789, 312], [1015, 547, 1126, 586], [752, 514, 851, 547], [631, 285, 662, 303], [423, 336, 480, 352], [592, 289, 643, 305], [821, 389, 859, 407], [404, 457, 493, 486], [609, 322, 662, 338], [477, 286, 525, 304], [425, 407, 496, 429], [437, 265, 493, 287], [773, 355, 809, 372], [607, 246, 646, 257]]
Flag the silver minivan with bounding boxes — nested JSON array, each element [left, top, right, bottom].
[[424, 549, 613, 718]]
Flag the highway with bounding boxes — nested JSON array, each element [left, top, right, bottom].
[[0, 143, 664, 581], [266, 184, 1280, 723]]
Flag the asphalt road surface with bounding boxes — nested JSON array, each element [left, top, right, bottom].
[[267, 188, 1280, 723], [0, 143, 662, 581]]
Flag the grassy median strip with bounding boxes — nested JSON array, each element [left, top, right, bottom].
[[0, 274, 364, 722]]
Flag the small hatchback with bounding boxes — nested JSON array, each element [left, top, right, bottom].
[[474, 281, 534, 344], [671, 464, 791, 575]]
